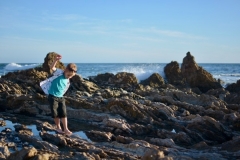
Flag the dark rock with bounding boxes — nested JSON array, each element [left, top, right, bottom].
[[226, 79, 240, 93], [164, 61, 185, 86], [40, 132, 67, 146], [86, 130, 113, 142], [108, 72, 138, 89], [116, 135, 134, 144], [14, 124, 29, 132], [192, 141, 210, 150], [70, 74, 99, 93], [149, 138, 175, 147], [226, 104, 240, 111], [221, 136, 240, 152], [181, 52, 222, 92], [106, 98, 145, 122], [2, 67, 48, 84], [232, 117, 240, 131], [140, 73, 165, 87], [206, 88, 230, 100], [225, 93, 240, 104], [93, 73, 114, 85], [186, 116, 232, 144]]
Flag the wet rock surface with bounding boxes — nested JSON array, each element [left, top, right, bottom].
[[0, 52, 240, 159]]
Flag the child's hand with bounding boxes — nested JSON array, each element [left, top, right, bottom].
[[55, 54, 62, 61]]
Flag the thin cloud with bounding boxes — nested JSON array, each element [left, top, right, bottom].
[[120, 35, 165, 43], [119, 19, 133, 23], [41, 12, 87, 21], [133, 27, 207, 40]]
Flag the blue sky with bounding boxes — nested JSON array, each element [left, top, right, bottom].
[[0, 0, 239, 63]]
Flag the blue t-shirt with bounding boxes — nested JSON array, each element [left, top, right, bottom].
[[48, 74, 69, 97]]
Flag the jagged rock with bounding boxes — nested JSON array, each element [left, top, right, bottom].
[[206, 88, 230, 100], [2, 67, 48, 84], [72, 152, 96, 160], [164, 61, 185, 86], [226, 79, 240, 93], [181, 52, 222, 92], [7, 147, 37, 160], [225, 92, 240, 104], [92, 73, 114, 85], [226, 104, 240, 111], [116, 135, 134, 144], [14, 124, 29, 132], [140, 73, 165, 87], [221, 136, 240, 152], [192, 141, 210, 150], [106, 98, 145, 122], [103, 118, 132, 133], [42, 52, 65, 73], [108, 72, 138, 89], [86, 130, 113, 142], [162, 89, 227, 109], [7, 147, 59, 160], [186, 116, 232, 144], [232, 117, 240, 131], [70, 74, 99, 93], [40, 132, 67, 146], [149, 138, 175, 147]]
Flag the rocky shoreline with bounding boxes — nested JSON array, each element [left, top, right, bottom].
[[0, 52, 239, 160]]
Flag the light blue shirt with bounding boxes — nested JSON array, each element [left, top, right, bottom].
[[48, 74, 69, 97]]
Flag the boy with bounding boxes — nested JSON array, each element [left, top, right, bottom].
[[40, 54, 77, 135]]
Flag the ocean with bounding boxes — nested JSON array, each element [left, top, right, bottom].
[[0, 63, 240, 87]]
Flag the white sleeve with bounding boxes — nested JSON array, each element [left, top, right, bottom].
[[53, 68, 63, 76]]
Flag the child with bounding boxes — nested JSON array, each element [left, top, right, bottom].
[[40, 54, 77, 135]]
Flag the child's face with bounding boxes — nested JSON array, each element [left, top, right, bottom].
[[64, 68, 77, 79]]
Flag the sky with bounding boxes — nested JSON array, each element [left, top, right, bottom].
[[0, 0, 240, 63]]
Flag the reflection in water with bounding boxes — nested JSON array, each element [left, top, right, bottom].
[[73, 131, 91, 142], [0, 118, 91, 142]]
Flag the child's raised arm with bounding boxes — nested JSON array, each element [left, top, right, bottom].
[[50, 54, 62, 71]]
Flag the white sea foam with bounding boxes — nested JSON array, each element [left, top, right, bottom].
[[4, 63, 39, 71], [219, 74, 240, 77], [115, 65, 166, 81]]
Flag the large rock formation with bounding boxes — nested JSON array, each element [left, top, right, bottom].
[[164, 61, 185, 86], [42, 52, 65, 73], [181, 52, 222, 92], [164, 52, 222, 92]]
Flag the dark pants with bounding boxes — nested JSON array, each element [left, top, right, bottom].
[[48, 94, 67, 118]]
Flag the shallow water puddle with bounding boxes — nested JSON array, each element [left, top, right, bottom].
[[72, 131, 91, 142], [0, 118, 91, 142]]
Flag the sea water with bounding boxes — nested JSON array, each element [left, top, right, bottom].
[[0, 63, 240, 86]]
